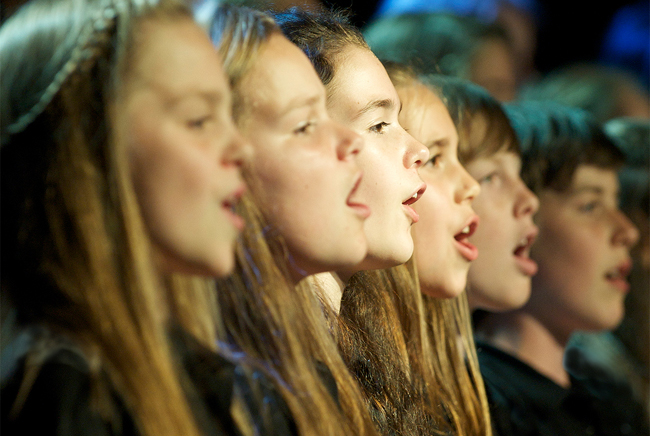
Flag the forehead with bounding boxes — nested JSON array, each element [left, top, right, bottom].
[[240, 33, 325, 115], [129, 18, 227, 97], [328, 45, 400, 114], [403, 88, 456, 144], [569, 165, 620, 193]]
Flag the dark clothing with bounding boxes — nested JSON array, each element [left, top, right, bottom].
[[1, 329, 142, 436], [1, 326, 297, 436], [477, 341, 650, 436]]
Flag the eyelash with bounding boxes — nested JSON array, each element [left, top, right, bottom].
[[579, 201, 600, 213], [294, 121, 315, 135], [369, 122, 389, 134], [426, 154, 442, 167], [480, 172, 498, 184], [188, 116, 211, 129]]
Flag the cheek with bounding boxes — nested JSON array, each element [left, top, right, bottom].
[[471, 199, 511, 254], [357, 141, 400, 198], [413, 192, 449, 259], [533, 222, 599, 292]]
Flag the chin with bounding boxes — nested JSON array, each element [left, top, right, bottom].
[[421, 282, 465, 299]]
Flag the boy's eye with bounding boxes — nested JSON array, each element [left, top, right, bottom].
[[480, 172, 498, 184], [369, 121, 389, 134], [579, 201, 600, 213]]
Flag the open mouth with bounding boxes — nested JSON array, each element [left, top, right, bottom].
[[403, 185, 426, 206], [605, 260, 632, 292], [454, 218, 479, 261], [513, 232, 538, 276], [402, 184, 427, 224], [222, 186, 246, 230]]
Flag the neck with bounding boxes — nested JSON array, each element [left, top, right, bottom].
[[303, 272, 346, 314], [476, 311, 571, 387]]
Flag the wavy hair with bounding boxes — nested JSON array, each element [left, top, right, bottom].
[[1, 1, 220, 435], [209, 5, 379, 435], [273, 9, 494, 436]]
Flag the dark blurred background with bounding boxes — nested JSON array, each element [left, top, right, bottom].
[[3, 0, 648, 89], [320, 0, 647, 84]]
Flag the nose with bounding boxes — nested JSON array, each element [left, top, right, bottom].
[[456, 164, 480, 203], [403, 132, 429, 169], [612, 209, 640, 248], [336, 122, 364, 160], [514, 179, 539, 218], [222, 122, 251, 168]]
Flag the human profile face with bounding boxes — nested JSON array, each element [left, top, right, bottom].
[[465, 151, 539, 311], [525, 165, 639, 338], [398, 85, 480, 298], [327, 45, 428, 274], [237, 34, 369, 282], [120, 18, 248, 278]]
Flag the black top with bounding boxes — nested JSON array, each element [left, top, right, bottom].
[[477, 341, 650, 436], [1, 326, 297, 436]]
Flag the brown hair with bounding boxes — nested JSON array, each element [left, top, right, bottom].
[[1, 1, 216, 435], [209, 5, 379, 435]]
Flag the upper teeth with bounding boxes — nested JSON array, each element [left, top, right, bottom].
[[461, 226, 470, 234], [519, 237, 528, 247], [412, 192, 418, 199]]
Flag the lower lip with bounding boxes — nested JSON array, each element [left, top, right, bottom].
[[455, 239, 478, 261], [403, 204, 419, 223], [348, 203, 371, 219], [224, 207, 245, 231], [514, 255, 538, 276], [607, 276, 630, 293]]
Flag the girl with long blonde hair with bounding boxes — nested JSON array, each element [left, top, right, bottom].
[[1, 0, 248, 434], [275, 9, 493, 436], [208, 5, 380, 436]]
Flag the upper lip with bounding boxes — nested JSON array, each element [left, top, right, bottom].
[[222, 184, 246, 210], [606, 258, 633, 280], [402, 183, 427, 206], [454, 215, 480, 239], [513, 226, 539, 256]]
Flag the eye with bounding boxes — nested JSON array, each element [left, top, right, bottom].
[[479, 171, 498, 184], [369, 121, 389, 134], [425, 153, 442, 167], [579, 201, 600, 213], [187, 116, 212, 130], [294, 121, 315, 135]]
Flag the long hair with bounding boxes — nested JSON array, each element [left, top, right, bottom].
[[1, 1, 215, 435], [387, 66, 497, 436], [274, 9, 490, 435], [209, 5, 379, 435]]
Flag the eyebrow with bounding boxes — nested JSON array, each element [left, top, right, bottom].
[[167, 89, 225, 108], [568, 186, 619, 197], [351, 98, 397, 122], [279, 94, 322, 117], [427, 137, 450, 149]]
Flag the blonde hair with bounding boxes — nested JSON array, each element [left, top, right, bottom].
[[1, 1, 220, 435], [270, 10, 492, 435], [387, 65, 494, 436], [210, 5, 379, 435]]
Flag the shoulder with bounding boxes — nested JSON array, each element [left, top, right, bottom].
[[1, 330, 135, 436], [171, 327, 297, 436]]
